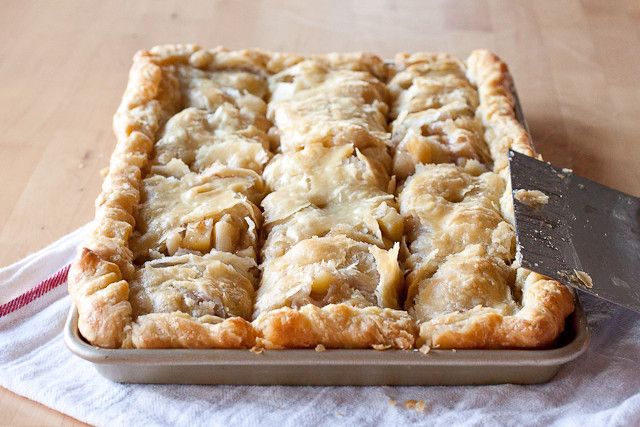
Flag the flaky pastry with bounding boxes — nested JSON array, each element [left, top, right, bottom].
[[68, 45, 573, 351]]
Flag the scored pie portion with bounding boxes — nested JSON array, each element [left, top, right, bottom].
[[387, 53, 491, 181], [399, 162, 515, 305], [394, 50, 574, 348], [254, 56, 416, 349], [68, 45, 574, 350], [260, 144, 401, 260], [267, 54, 393, 170], [69, 45, 276, 348]]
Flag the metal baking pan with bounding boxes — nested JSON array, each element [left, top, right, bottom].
[[64, 80, 589, 385], [64, 300, 588, 385]]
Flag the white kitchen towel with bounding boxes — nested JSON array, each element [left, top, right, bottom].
[[0, 226, 639, 427]]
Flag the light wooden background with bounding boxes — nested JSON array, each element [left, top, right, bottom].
[[1, 0, 639, 425]]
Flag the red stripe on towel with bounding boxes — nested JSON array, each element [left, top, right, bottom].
[[0, 264, 71, 318]]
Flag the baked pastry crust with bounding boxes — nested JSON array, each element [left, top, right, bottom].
[[256, 57, 415, 349], [255, 304, 416, 349], [130, 252, 257, 320], [69, 45, 272, 349], [399, 163, 515, 304], [131, 165, 264, 261], [396, 50, 573, 348], [388, 53, 491, 180], [69, 45, 573, 350], [268, 57, 393, 171], [260, 144, 401, 260], [255, 235, 403, 316]]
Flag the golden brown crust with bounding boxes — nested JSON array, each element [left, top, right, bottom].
[[132, 313, 255, 349], [267, 59, 391, 171], [68, 49, 173, 348], [254, 55, 417, 348], [418, 271, 575, 348], [70, 45, 573, 351], [399, 163, 515, 302], [68, 248, 133, 348], [254, 304, 416, 349], [260, 144, 400, 259], [146, 44, 272, 74], [465, 50, 538, 172], [254, 235, 404, 318], [69, 46, 267, 349], [129, 252, 257, 321], [388, 52, 491, 180], [397, 50, 574, 349], [390, 50, 574, 348]]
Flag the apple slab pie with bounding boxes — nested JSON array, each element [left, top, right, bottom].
[[68, 45, 574, 350]]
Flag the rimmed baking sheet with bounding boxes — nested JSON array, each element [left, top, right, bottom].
[[64, 78, 589, 385]]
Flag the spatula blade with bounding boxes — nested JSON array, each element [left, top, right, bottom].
[[509, 150, 640, 313]]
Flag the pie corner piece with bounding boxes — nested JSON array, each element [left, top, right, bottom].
[[68, 44, 575, 351]]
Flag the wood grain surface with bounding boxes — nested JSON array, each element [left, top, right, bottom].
[[1, 0, 638, 425]]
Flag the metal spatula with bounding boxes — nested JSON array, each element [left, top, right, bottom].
[[509, 150, 640, 313]]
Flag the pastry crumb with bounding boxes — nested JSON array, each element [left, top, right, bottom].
[[389, 399, 397, 406], [419, 345, 431, 355], [574, 269, 593, 289], [372, 344, 392, 351], [404, 399, 426, 412], [250, 346, 264, 355], [315, 344, 326, 352], [562, 167, 573, 173], [514, 189, 549, 207], [451, 348, 457, 353]]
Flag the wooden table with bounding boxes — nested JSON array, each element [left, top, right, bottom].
[[1, 0, 638, 424]]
